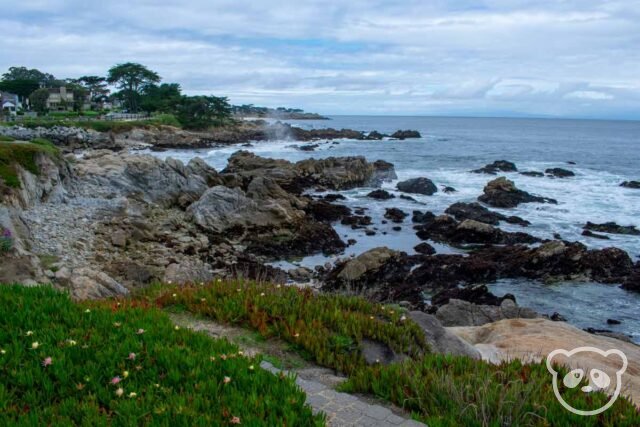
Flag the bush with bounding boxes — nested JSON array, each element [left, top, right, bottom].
[[152, 113, 181, 127], [0, 285, 323, 426]]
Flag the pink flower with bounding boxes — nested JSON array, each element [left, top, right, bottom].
[[230, 416, 241, 424], [42, 357, 52, 367], [128, 352, 136, 360], [111, 376, 122, 385]]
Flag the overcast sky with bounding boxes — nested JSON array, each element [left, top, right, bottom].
[[2, 0, 640, 119]]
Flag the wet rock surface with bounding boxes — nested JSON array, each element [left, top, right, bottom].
[[471, 160, 517, 175], [545, 167, 575, 178], [620, 180, 640, 189], [584, 221, 640, 236], [445, 202, 530, 226], [478, 177, 557, 208], [396, 177, 437, 196]]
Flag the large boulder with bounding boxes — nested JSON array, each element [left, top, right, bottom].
[[545, 168, 575, 178], [435, 298, 538, 327], [61, 267, 129, 300], [584, 221, 640, 236], [620, 181, 640, 189], [390, 130, 421, 140], [396, 177, 437, 196], [478, 177, 557, 208]]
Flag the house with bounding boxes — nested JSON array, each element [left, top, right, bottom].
[[46, 86, 75, 111], [0, 91, 20, 116]]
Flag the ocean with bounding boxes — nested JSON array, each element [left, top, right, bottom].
[[148, 116, 640, 342]]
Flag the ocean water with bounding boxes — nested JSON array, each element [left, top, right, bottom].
[[147, 116, 640, 342]]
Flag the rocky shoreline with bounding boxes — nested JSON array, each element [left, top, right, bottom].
[[1, 124, 639, 345]]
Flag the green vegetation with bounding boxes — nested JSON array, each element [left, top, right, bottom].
[[0, 135, 15, 142], [152, 280, 427, 375], [0, 285, 323, 426], [0, 139, 60, 188], [0, 116, 183, 133], [151, 280, 640, 427]]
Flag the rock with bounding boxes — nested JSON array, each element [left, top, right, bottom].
[[361, 339, 406, 365], [298, 144, 319, 151], [399, 194, 418, 202], [478, 177, 557, 208], [392, 226, 402, 231], [414, 215, 540, 247], [164, 261, 213, 285], [584, 221, 640, 236], [390, 130, 421, 139], [442, 186, 457, 193], [396, 177, 437, 196], [581, 229, 610, 240], [429, 284, 513, 308], [64, 267, 129, 300], [412, 210, 436, 224], [407, 311, 480, 359], [365, 131, 385, 140], [414, 242, 435, 255], [448, 318, 640, 404], [472, 160, 517, 175], [545, 168, 575, 178], [384, 208, 408, 223], [520, 171, 544, 177], [322, 193, 346, 202], [550, 312, 567, 322], [288, 267, 313, 282], [620, 181, 640, 189], [607, 318, 622, 325], [367, 189, 395, 200], [111, 230, 128, 247], [341, 215, 372, 228], [305, 200, 351, 222], [445, 202, 530, 227], [435, 298, 538, 327]]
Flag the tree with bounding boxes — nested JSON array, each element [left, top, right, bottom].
[[29, 88, 50, 114], [74, 76, 109, 101], [2, 66, 56, 87], [139, 83, 182, 113], [106, 63, 160, 113], [175, 95, 232, 130], [0, 79, 40, 99]]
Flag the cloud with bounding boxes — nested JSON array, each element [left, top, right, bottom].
[[0, 0, 639, 118]]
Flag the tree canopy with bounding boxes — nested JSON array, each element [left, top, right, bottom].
[[73, 76, 109, 101], [107, 63, 160, 112], [2, 66, 56, 87], [29, 88, 50, 113], [140, 83, 182, 113], [0, 79, 40, 99], [175, 95, 232, 130]]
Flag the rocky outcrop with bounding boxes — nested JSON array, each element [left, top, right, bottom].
[[445, 202, 530, 226], [396, 177, 437, 196], [390, 130, 421, 140], [520, 171, 544, 177], [407, 311, 480, 359], [545, 167, 575, 178], [384, 208, 408, 223], [414, 215, 540, 247], [435, 298, 538, 327], [223, 151, 396, 193], [620, 181, 640, 189], [414, 242, 435, 255], [471, 160, 517, 175], [448, 318, 640, 404], [429, 284, 513, 308], [0, 126, 114, 151], [56, 267, 129, 300], [584, 221, 640, 236], [478, 177, 557, 208]]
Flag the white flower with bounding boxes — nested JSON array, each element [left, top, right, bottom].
[[85, 309, 91, 313], [26, 330, 34, 336], [115, 388, 124, 397], [31, 342, 40, 349], [128, 392, 137, 398]]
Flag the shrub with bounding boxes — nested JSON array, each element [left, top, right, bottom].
[[0, 285, 323, 426], [0, 139, 60, 188]]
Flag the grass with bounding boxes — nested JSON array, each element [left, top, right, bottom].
[[151, 280, 428, 376], [0, 135, 16, 142], [0, 285, 323, 426], [151, 280, 640, 427], [0, 139, 61, 189]]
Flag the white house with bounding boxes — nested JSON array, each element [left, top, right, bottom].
[[0, 91, 20, 116]]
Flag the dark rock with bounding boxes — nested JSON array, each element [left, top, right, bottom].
[[412, 210, 436, 224], [567, 161, 577, 165], [384, 208, 408, 223], [298, 144, 319, 151], [367, 189, 395, 200], [305, 200, 351, 222], [361, 339, 405, 365], [582, 230, 610, 240], [550, 312, 567, 322], [553, 233, 563, 240], [414, 242, 436, 255], [341, 215, 372, 228], [390, 130, 421, 140], [392, 226, 402, 231], [445, 202, 530, 227], [442, 186, 457, 193], [399, 194, 418, 202], [545, 168, 575, 178], [365, 131, 385, 140], [322, 193, 346, 202], [347, 238, 357, 246], [414, 215, 540, 247], [520, 171, 544, 177], [365, 229, 376, 236], [584, 221, 640, 236], [472, 160, 517, 175], [478, 177, 557, 208], [407, 311, 480, 359], [430, 284, 512, 307], [397, 177, 437, 196], [620, 181, 640, 189], [607, 318, 622, 325], [435, 298, 538, 327]]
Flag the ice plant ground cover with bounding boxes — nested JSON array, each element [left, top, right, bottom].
[[151, 280, 640, 427], [0, 285, 323, 426], [0, 138, 61, 189]]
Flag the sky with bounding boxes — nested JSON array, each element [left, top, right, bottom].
[[1, 0, 640, 119]]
